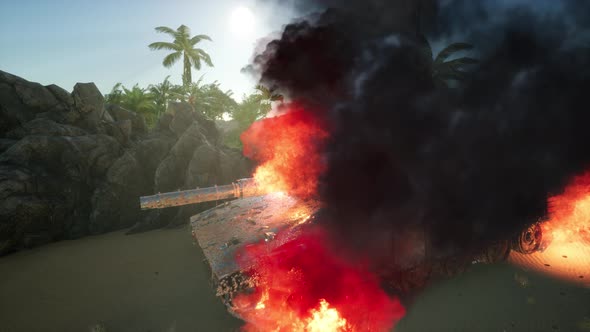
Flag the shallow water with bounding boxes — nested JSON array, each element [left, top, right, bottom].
[[0, 227, 589, 332]]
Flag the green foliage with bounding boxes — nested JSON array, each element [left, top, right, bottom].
[[120, 84, 158, 126], [178, 77, 237, 120], [105, 83, 158, 127], [224, 86, 283, 149], [104, 76, 238, 128], [104, 83, 123, 105], [149, 25, 213, 87], [253, 84, 284, 104], [148, 76, 183, 117]]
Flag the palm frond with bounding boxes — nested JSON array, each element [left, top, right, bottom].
[[196, 49, 213, 67], [162, 51, 182, 68], [434, 43, 474, 65], [190, 34, 212, 45], [436, 71, 466, 81], [148, 41, 181, 51], [270, 94, 284, 102], [110, 82, 122, 94], [442, 57, 479, 69], [154, 26, 177, 37], [255, 84, 269, 94], [188, 52, 202, 70], [177, 25, 191, 39], [195, 74, 206, 86], [148, 42, 182, 51], [418, 33, 432, 62], [254, 84, 283, 103]]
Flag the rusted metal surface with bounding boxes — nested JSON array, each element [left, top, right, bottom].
[[140, 178, 260, 210], [190, 193, 321, 280]]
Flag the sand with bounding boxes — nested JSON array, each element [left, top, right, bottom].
[[0, 227, 589, 332]]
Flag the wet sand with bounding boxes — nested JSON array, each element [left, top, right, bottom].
[[0, 227, 242, 332], [1, 227, 589, 332]]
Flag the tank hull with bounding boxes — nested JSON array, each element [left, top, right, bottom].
[[190, 193, 320, 281], [188, 192, 549, 319]]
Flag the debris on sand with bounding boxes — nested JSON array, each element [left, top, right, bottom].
[[514, 272, 530, 288]]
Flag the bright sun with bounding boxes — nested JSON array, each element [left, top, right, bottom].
[[229, 6, 256, 40]]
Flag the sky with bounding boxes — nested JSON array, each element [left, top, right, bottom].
[[0, 0, 299, 101]]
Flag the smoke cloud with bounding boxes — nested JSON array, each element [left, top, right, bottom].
[[250, 0, 590, 263]]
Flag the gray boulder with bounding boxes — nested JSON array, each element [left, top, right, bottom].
[[0, 70, 65, 133], [168, 102, 195, 137], [71, 83, 106, 132], [72, 82, 104, 117], [0, 71, 253, 255], [0, 139, 17, 153], [6, 118, 87, 139], [89, 152, 146, 233], [155, 113, 173, 132], [167, 102, 219, 143], [107, 105, 147, 136], [0, 134, 122, 178], [154, 121, 207, 192], [104, 120, 132, 145], [34, 109, 80, 125], [219, 148, 252, 184], [184, 142, 220, 188], [14, 79, 59, 111], [0, 166, 71, 255], [102, 109, 115, 122], [132, 136, 176, 179], [46, 84, 74, 107]]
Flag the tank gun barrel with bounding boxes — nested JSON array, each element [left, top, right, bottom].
[[139, 178, 261, 210]]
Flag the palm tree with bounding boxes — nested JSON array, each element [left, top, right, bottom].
[[252, 84, 283, 116], [120, 84, 155, 113], [420, 37, 478, 88], [224, 92, 269, 149], [181, 78, 237, 120], [119, 84, 157, 125], [148, 76, 183, 116], [148, 25, 213, 87], [253, 85, 283, 103]]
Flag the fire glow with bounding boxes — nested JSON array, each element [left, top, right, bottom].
[[511, 170, 590, 283], [233, 229, 406, 331], [544, 171, 590, 245], [238, 106, 405, 330], [241, 106, 328, 199]]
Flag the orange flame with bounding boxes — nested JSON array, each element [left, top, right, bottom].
[[233, 229, 406, 332], [241, 106, 328, 199], [238, 105, 404, 330], [511, 171, 590, 284], [543, 171, 590, 244], [305, 299, 350, 332]]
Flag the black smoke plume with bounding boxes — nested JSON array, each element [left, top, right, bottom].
[[250, 0, 590, 264]]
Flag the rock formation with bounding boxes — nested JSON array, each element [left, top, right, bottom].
[[0, 71, 251, 255]]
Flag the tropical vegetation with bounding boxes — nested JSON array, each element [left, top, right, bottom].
[[104, 23, 473, 148], [149, 25, 213, 87], [104, 77, 282, 144]]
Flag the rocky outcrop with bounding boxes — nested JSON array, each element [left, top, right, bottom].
[[0, 71, 251, 255]]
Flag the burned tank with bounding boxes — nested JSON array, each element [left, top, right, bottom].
[[139, 178, 548, 312]]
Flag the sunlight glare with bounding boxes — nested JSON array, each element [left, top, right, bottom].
[[229, 6, 256, 40]]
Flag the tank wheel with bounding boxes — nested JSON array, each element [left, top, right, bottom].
[[483, 240, 511, 263], [512, 223, 543, 254]]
